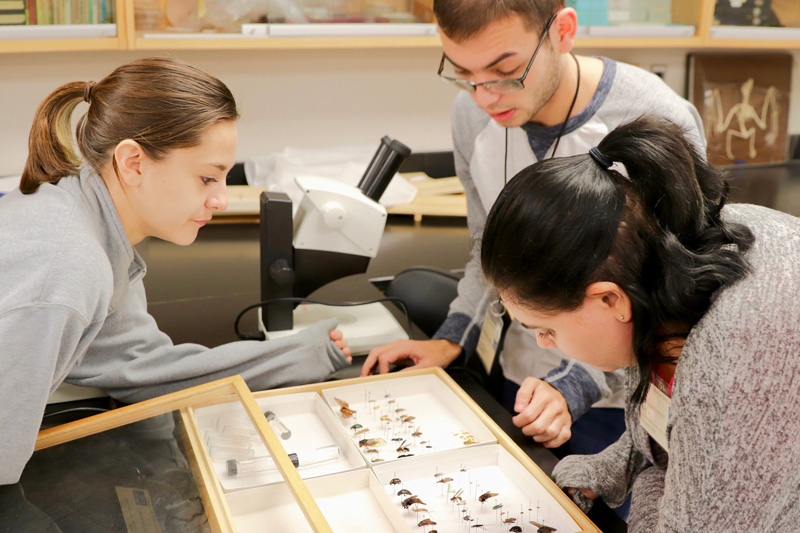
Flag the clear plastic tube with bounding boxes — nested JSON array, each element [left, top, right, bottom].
[[226, 444, 340, 477]]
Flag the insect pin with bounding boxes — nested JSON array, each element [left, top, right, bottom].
[[478, 491, 499, 502]]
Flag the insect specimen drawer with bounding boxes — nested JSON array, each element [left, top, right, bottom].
[[31, 371, 600, 532], [181, 368, 601, 532]]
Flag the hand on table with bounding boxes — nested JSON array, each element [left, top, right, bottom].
[[360, 339, 462, 376], [512, 377, 573, 448]]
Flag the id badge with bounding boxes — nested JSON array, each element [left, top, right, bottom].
[[476, 300, 506, 374], [640, 375, 672, 453]]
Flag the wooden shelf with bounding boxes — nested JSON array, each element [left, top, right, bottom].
[[574, 36, 703, 49], [133, 34, 441, 51], [0, 37, 122, 54], [2, 0, 800, 54]]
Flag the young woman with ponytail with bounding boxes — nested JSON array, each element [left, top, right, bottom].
[[481, 115, 800, 530], [0, 58, 350, 488]]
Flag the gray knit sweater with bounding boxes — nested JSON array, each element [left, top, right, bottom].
[[552, 204, 800, 531], [0, 168, 350, 485]]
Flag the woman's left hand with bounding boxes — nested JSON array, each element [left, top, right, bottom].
[[329, 329, 352, 363], [567, 487, 599, 500]]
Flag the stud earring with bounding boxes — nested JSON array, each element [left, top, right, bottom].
[[619, 315, 625, 321]]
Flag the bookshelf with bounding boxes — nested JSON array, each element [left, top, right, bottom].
[[0, 0, 799, 53], [0, 0, 127, 53]]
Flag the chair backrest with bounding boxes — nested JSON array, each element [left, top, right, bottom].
[[384, 267, 460, 338]]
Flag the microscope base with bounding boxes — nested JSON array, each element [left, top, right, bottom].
[[259, 302, 409, 356]]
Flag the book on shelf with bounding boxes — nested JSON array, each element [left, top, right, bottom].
[[0, 0, 115, 26], [0, 0, 25, 26]]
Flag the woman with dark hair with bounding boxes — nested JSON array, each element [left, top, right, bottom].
[[0, 57, 351, 488], [481, 115, 800, 530]]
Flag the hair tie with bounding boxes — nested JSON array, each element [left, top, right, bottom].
[[83, 81, 96, 104], [589, 146, 613, 170]]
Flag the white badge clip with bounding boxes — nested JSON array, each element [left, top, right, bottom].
[[476, 299, 506, 374], [640, 375, 672, 453]]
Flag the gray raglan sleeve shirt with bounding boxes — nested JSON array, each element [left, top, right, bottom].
[[431, 93, 616, 421], [66, 280, 350, 404]]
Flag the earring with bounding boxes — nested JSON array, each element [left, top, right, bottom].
[[619, 315, 625, 321]]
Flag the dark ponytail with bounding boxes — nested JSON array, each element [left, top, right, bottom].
[[482, 115, 754, 404]]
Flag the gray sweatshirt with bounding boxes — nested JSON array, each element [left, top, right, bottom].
[[0, 168, 349, 485], [553, 204, 800, 531], [434, 58, 706, 417]]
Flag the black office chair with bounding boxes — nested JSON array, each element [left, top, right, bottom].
[[384, 267, 461, 338]]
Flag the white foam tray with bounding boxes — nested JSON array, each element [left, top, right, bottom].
[[225, 469, 411, 532], [373, 444, 582, 533], [194, 392, 365, 491], [321, 373, 497, 464]]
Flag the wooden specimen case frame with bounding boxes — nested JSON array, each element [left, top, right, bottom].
[[35, 369, 600, 532]]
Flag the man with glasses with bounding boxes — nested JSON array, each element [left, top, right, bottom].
[[362, 0, 703, 464]]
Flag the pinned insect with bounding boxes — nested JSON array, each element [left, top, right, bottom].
[[340, 406, 357, 418], [380, 415, 392, 423], [334, 397, 350, 408], [350, 423, 362, 431], [478, 491, 499, 502], [418, 518, 437, 527], [433, 472, 444, 479], [395, 408, 407, 414], [493, 504, 504, 510], [509, 527, 522, 533], [450, 489, 464, 503], [401, 496, 426, 509], [401, 415, 416, 423], [530, 521, 557, 533], [436, 477, 453, 484], [503, 517, 517, 524], [398, 453, 415, 458], [396, 440, 410, 453], [359, 438, 386, 448], [410, 507, 428, 513], [353, 428, 370, 436], [389, 477, 402, 485], [397, 489, 412, 497], [412, 427, 423, 438]]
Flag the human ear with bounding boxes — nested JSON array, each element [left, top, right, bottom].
[[554, 7, 577, 54], [586, 281, 632, 322], [113, 140, 145, 189]]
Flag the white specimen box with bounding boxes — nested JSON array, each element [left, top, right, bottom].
[[194, 392, 365, 491], [373, 444, 583, 533], [225, 469, 411, 532], [320, 373, 497, 464]]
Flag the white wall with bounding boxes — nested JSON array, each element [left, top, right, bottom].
[[1, 47, 799, 176]]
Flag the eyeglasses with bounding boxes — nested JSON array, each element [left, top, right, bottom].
[[437, 13, 558, 95]]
